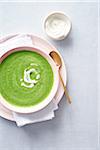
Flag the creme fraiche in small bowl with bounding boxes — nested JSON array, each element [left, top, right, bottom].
[[43, 11, 72, 40]]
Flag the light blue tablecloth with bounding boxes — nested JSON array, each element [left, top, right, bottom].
[[0, 2, 98, 150]]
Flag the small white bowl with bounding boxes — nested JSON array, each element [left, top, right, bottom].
[[0, 46, 59, 113], [43, 11, 72, 40]]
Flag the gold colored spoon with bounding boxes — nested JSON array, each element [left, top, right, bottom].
[[49, 51, 71, 104]]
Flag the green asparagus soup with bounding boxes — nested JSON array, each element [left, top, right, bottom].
[[0, 50, 54, 107]]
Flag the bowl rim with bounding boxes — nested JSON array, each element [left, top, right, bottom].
[[0, 46, 59, 113]]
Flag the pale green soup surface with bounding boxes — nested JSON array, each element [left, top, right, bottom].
[[0, 50, 54, 107]]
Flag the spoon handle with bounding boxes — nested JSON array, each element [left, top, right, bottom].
[[58, 70, 71, 104]]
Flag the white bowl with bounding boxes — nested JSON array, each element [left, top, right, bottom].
[[43, 11, 72, 40], [0, 46, 59, 113]]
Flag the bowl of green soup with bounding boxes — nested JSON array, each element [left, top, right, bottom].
[[0, 47, 59, 113]]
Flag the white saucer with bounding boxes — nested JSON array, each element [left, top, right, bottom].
[[0, 34, 67, 121]]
